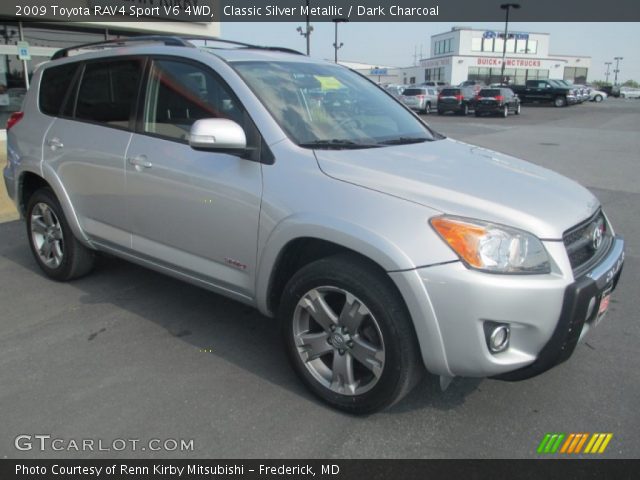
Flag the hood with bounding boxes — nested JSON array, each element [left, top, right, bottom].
[[315, 138, 599, 239]]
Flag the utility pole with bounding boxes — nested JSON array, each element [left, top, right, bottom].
[[296, 0, 313, 55], [332, 18, 347, 63], [613, 57, 623, 86], [499, 3, 520, 84], [604, 62, 612, 84]]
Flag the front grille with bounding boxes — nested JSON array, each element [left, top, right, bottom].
[[563, 210, 611, 275]]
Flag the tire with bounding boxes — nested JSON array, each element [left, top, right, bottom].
[[424, 103, 431, 115], [475, 111, 481, 117], [594, 95, 603, 102], [279, 254, 423, 414], [437, 109, 444, 115], [461, 104, 469, 116], [554, 96, 567, 107], [502, 105, 509, 118], [26, 188, 95, 281], [515, 103, 521, 115]]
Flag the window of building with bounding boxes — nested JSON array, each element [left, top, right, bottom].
[[143, 59, 245, 142], [527, 40, 537, 54], [75, 59, 144, 128], [506, 38, 516, 53], [471, 37, 482, 52], [563, 67, 588, 84]]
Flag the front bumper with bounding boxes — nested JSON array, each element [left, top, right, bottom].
[[390, 236, 624, 379], [497, 236, 624, 380]]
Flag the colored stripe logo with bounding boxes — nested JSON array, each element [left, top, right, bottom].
[[537, 433, 613, 454]]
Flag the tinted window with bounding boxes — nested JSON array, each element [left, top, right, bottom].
[[143, 59, 245, 141], [402, 89, 426, 96], [76, 59, 143, 128], [39, 63, 79, 116], [479, 89, 501, 96], [440, 89, 460, 96]]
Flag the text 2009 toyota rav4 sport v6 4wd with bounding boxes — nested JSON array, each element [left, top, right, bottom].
[[4, 37, 625, 413]]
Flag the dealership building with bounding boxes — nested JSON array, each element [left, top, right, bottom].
[[351, 26, 591, 87], [0, 5, 219, 136]]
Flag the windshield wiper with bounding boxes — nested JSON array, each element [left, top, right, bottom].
[[298, 139, 382, 150], [378, 137, 430, 146]]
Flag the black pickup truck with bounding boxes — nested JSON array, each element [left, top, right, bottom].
[[510, 80, 576, 107]]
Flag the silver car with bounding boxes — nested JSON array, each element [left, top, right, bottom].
[[4, 37, 625, 414], [400, 87, 438, 114]]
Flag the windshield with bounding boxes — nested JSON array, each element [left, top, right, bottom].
[[232, 61, 435, 148]]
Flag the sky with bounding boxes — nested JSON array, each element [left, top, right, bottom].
[[220, 22, 640, 83]]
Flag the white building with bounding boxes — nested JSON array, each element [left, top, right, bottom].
[[413, 27, 590, 86]]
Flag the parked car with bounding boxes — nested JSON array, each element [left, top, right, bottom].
[[418, 81, 448, 91], [4, 36, 625, 414], [458, 80, 486, 94], [400, 86, 438, 114], [437, 86, 476, 115], [511, 80, 577, 107], [620, 88, 640, 99], [384, 84, 405, 99], [589, 90, 608, 102], [474, 88, 521, 117]]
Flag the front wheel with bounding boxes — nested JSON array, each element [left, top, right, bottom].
[[502, 105, 509, 118], [515, 103, 521, 115], [26, 188, 95, 281], [554, 96, 567, 107], [279, 254, 423, 414], [594, 95, 603, 102]]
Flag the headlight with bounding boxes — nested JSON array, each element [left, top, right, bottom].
[[430, 216, 551, 274]]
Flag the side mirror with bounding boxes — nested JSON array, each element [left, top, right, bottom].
[[189, 118, 246, 151]]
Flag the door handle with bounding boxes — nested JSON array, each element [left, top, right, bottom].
[[127, 155, 152, 169], [47, 137, 64, 150]]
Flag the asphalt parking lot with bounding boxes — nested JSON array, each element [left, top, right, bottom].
[[1, 99, 639, 459]]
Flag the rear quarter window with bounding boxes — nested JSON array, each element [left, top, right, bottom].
[[39, 62, 79, 116], [402, 89, 425, 96]]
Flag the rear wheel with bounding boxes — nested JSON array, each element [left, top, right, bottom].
[[279, 254, 423, 414], [424, 103, 431, 115], [594, 94, 603, 102], [461, 104, 469, 115], [515, 103, 521, 115], [26, 188, 95, 281], [437, 109, 444, 115]]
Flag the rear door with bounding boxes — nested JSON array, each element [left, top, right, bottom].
[[124, 57, 263, 298], [43, 57, 145, 246]]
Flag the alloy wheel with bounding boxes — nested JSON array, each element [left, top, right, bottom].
[[292, 286, 385, 396], [30, 202, 64, 268]]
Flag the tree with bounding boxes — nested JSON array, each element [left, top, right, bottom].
[[622, 79, 639, 88]]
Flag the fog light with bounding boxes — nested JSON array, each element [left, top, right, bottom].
[[484, 322, 510, 353]]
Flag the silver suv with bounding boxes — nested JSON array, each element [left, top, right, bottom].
[[4, 37, 625, 414]]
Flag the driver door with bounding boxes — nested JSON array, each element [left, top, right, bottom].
[[124, 57, 263, 299]]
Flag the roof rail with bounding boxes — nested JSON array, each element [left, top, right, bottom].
[[50, 35, 305, 61], [50, 36, 194, 60]]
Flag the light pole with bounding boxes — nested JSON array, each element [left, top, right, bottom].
[[332, 18, 348, 63], [604, 62, 612, 84], [499, 3, 520, 85], [613, 57, 623, 86], [295, 0, 313, 55]]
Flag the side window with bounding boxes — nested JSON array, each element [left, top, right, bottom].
[[75, 59, 143, 128], [143, 59, 245, 142], [39, 63, 79, 116]]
